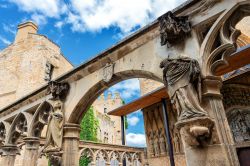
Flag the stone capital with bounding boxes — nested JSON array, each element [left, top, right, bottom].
[[63, 123, 81, 140], [202, 75, 222, 99], [1, 144, 19, 156], [23, 137, 40, 150]]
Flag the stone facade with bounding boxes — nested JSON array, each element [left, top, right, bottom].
[[92, 92, 122, 145], [0, 21, 73, 109]]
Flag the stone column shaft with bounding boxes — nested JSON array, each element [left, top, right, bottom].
[[62, 123, 81, 166], [201, 76, 239, 166], [22, 137, 40, 166]]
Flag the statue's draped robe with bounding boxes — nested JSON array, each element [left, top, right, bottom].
[[161, 57, 207, 122], [44, 106, 63, 151]]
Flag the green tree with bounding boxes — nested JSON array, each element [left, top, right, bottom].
[[79, 106, 99, 166], [79, 106, 99, 141]]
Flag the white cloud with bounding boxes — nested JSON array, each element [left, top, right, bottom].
[[109, 78, 140, 100], [127, 116, 139, 126], [69, 0, 151, 33], [8, 0, 65, 18], [31, 13, 47, 26], [126, 133, 146, 147], [55, 21, 64, 29], [8, 0, 187, 35], [0, 36, 11, 45], [3, 24, 16, 35]]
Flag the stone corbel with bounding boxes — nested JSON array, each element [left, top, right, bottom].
[[177, 117, 215, 146], [47, 151, 63, 166], [160, 57, 215, 146]]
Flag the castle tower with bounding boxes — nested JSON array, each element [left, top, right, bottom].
[[15, 21, 38, 43]]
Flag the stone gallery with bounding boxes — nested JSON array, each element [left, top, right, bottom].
[[0, 0, 250, 165]]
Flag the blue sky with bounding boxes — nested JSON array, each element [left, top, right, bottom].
[[0, 0, 186, 146]]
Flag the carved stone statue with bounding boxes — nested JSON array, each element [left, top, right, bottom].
[[160, 57, 214, 146], [173, 128, 181, 153], [158, 11, 191, 47], [160, 57, 207, 122], [158, 129, 167, 155], [43, 100, 64, 153], [44, 61, 53, 81], [148, 131, 155, 157], [153, 131, 160, 156]]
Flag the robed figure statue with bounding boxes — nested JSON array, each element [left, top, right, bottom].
[[160, 57, 208, 123], [43, 100, 64, 152]]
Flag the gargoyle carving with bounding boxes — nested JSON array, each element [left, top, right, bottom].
[[160, 57, 214, 146], [158, 11, 191, 47], [47, 81, 70, 101]]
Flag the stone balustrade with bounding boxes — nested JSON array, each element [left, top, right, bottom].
[[79, 141, 146, 166]]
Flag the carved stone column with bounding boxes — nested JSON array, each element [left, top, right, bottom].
[[0, 145, 18, 166], [22, 137, 40, 166], [159, 57, 236, 166], [202, 76, 239, 166], [62, 123, 81, 166]]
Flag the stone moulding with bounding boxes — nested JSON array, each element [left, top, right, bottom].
[[158, 11, 191, 47]]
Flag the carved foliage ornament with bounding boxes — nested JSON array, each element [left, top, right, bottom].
[[158, 11, 191, 47], [46, 81, 70, 101]]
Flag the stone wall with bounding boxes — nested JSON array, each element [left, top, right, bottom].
[[139, 78, 163, 96], [0, 21, 73, 109]]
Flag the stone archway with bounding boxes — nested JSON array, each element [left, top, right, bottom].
[[68, 70, 163, 124]]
